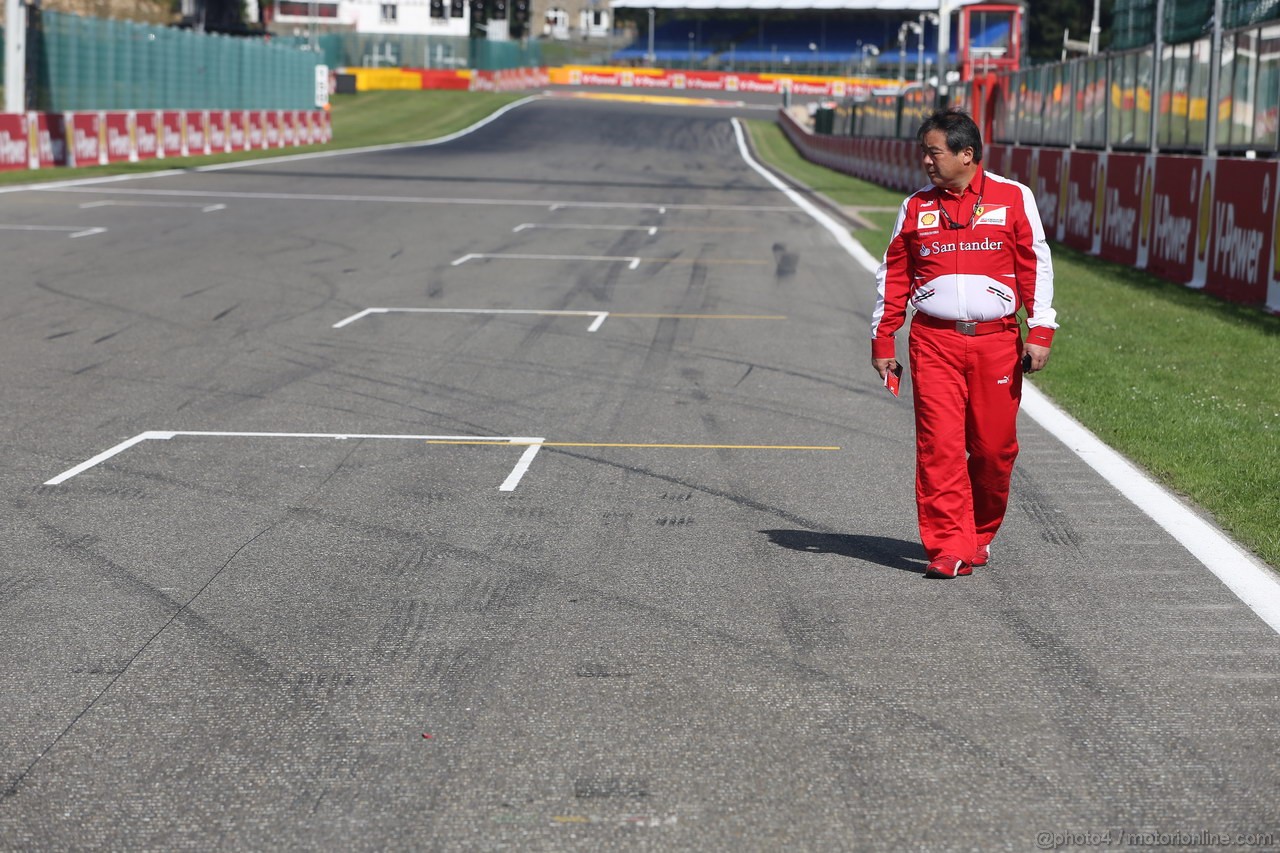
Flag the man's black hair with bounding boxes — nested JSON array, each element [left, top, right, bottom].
[[917, 108, 983, 164]]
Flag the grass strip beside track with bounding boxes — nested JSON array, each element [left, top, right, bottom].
[[0, 91, 526, 187], [744, 119, 1280, 570]]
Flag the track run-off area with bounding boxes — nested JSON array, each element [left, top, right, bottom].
[[2, 96, 1279, 850]]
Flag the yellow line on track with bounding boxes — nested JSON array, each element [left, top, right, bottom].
[[608, 313, 786, 320], [566, 92, 741, 107], [644, 258, 768, 264], [424, 440, 840, 451]]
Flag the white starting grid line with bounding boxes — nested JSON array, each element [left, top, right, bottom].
[[333, 307, 610, 332], [515, 223, 659, 236], [451, 253, 768, 271], [38, 186, 797, 215], [0, 224, 106, 239], [79, 200, 227, 213], [331, 307, 788, 332], [43, 432, 840, 494], [43, 431, 547, 493], [452, 252, 643, 271]]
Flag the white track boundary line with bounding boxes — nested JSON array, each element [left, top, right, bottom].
[[44, 431, 546, 492], [729, 116, 1280, 633], [332, 307, 609, 332], [0, 224, 107, 238]]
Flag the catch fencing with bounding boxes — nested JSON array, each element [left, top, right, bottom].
[[28, 11, 322, 112]]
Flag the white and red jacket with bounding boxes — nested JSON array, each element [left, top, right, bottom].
[[871, 166, 1056, 359]]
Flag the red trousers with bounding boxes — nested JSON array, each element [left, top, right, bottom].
[[908, 321, 1024, 563]]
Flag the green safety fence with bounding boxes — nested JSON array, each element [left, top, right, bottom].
[[31, 11, 322, 112], [1223, 0, 1280, 27], [469, 37, 541, 71], [1112, 0, 1212, 47], [271, 32, 541, 71], [1111, 0, 1157, 50], [1112, 0, 1278, 49]]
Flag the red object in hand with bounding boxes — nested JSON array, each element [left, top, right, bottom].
[[884, 364, 903, 397]]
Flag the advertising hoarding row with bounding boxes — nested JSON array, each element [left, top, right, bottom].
[[0, 109, 333, 173], [779, 110, 1279, 313], [548, 66, 891, 101]]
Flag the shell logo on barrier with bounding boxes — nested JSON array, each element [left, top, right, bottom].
[[1197, 168, 1213, 262]]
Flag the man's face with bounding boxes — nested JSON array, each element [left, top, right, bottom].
[[920, 129, 974, 191]]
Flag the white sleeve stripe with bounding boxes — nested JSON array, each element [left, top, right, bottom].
[[870, 200, 911, 338], [1014, 178, 1058, 330]]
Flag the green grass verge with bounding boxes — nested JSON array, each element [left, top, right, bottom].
[[746, 118, 1280, 569], [0, 90, 526, 187]]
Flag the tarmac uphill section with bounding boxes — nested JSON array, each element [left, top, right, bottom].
[[1, 98, 1278, 849]]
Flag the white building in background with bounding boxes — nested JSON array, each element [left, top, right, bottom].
[[541, 2, 608, 39], [270, 0, 609, 41], [271, 0, 470, 38]]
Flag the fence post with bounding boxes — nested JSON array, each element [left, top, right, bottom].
[[1204, 0, 1223, 156], [4, 0, 27, 112]]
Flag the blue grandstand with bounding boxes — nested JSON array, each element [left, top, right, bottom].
[[609, 8, 1013, 76]]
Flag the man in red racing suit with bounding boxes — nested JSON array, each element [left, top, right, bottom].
[[871, 108, 1057, 579]]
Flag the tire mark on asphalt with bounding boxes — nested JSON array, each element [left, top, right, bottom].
[[32, 279, 200, 333], [2, 442, 363, 803]]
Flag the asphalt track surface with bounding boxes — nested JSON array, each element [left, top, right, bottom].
[[2, 97, 1279, 851]]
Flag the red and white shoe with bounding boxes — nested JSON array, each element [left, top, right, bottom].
[[973, 544, 991, 567], [925, 555, 972, 578]]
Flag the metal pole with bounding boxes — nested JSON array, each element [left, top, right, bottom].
[[1149, 0, 1164, 152], [1205, 0, 1223, 155], [917, 23, 924, 82], [899, 24, 907, 83], [936, 0, 950, 102], [647, 7, 654, 66], [309, 0, 318, 54], [4, 0, 27, 113]]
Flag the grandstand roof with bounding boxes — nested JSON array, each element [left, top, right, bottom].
[[610, 0, 983, 10]]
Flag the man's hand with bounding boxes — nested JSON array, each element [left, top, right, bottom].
[[1023, 343, 1051, 374], [872, 357, 899, 380]]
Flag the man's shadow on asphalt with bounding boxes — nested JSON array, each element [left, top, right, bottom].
[[760, 530, 928, 574]]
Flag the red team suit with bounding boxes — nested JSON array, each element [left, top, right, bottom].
[[871, 166, 1057, 564]]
